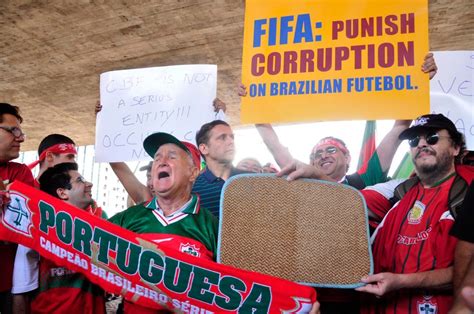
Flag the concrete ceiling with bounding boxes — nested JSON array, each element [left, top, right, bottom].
[[1, 0, 472, 151]]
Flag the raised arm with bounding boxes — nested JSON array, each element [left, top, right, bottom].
[[95, 101, 152, 204], [375, 119, 411, 173], [374, 52, 438, 173], [238, 83, 294, 168], [110, 162, 152, 204], [255, 123, 294, 168]]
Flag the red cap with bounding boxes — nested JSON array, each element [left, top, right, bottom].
[[182, 142, 201, 170]]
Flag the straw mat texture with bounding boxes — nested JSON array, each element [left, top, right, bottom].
[[218, 175, 372, 287]]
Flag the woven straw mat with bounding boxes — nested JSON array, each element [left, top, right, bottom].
[[218, 175, 372, 287]]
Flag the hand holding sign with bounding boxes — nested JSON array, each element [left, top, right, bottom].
[[430, 51, 473, 150], [95, 65, 219, 162], [241, 0, 429, 123]]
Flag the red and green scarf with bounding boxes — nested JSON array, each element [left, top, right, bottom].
[[0, 182, 316, 313]]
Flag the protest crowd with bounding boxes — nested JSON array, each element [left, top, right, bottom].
[[0, 7, 473, 314]]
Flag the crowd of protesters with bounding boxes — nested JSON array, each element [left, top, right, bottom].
[[0, 51, 473, 314]]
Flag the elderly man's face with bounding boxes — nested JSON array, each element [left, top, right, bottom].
[[0, 114, 25, 162], [310, 144, 350, 181], [409, 129, 459, 176], [152, 144, 197, 198]]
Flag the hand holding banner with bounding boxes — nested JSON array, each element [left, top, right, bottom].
[[241, 0, 429, 123], [0, 182, 316, 313]]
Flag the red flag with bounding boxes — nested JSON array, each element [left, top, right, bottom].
[[357, 121, 376, 174]]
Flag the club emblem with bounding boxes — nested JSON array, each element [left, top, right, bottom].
[[408, 200, 425, 225], [2, 192, 32, 237], [179, 243, 201, 257]]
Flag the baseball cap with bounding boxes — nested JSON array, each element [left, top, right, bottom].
[[143, 132, 201, 168], [399, 114, 458, 140]]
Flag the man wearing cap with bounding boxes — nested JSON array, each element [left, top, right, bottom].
[[109, 140, 201, 207], [109, 132, 218, 313], [0, 103, 34, 314], [192, 120, 248, 217], [354, 114, 473, 313]]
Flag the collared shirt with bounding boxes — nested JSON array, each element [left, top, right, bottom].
[[192, 167, 248, 218], [109, 193, 218, 257], [145, 195, 195, 226]]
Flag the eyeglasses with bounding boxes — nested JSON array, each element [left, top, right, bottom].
[[74, 176, 87, 184], [0, 126, 25, 138], [310, 146, 338, 160], [408, 132, 450, 148]]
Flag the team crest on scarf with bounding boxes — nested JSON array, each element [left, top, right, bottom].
[[417, 296, 437, 314], [180, 243, 201, 257], [408, 200, 425, 225], [1, 192, 32, 237]]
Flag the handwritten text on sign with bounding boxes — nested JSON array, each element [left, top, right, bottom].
[[241, 0, 429, 123], [430, 51, 473, 150], [96, 65, 217, 162]]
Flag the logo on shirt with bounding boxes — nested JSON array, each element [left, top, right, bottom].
[[408, 200, 426, 225], [417, 296, 437, 314], [2, 192, 32, 237], [180, 243, 201, 257]]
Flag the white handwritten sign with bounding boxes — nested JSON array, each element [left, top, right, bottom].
[[95, 65, 219, 162], [430, 51, 473, 150]]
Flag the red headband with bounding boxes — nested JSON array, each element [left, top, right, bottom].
[[311, 138, 349, 156], [28, 143, 77, 169]]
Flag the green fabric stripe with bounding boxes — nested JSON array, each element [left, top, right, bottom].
[[393, 152, 415, 179]]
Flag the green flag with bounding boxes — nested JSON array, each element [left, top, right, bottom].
[[392, 152, 414, 179]]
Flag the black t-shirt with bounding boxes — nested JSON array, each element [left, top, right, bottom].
[[451, 181, 474, 243]]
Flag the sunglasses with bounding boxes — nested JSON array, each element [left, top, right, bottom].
[[311, 146, 338, 160], [0, 126, 25, 138], [408, 132, 450, 148]]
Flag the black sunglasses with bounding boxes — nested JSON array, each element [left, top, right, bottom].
[[408, 132, 449, 148]]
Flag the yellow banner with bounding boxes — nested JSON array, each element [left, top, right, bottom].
[[241, 0, 429, 123]]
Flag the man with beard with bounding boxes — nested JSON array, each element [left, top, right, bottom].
[[354, 114, 472, 313], [278, 114, 472, 313]]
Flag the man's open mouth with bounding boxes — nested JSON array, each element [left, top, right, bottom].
[[158, 171, 170, 179]]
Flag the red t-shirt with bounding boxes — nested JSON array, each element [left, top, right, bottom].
[[0, 161, 34, 292], [31, 208, 106, 314], [363, 176, 458, 314]]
